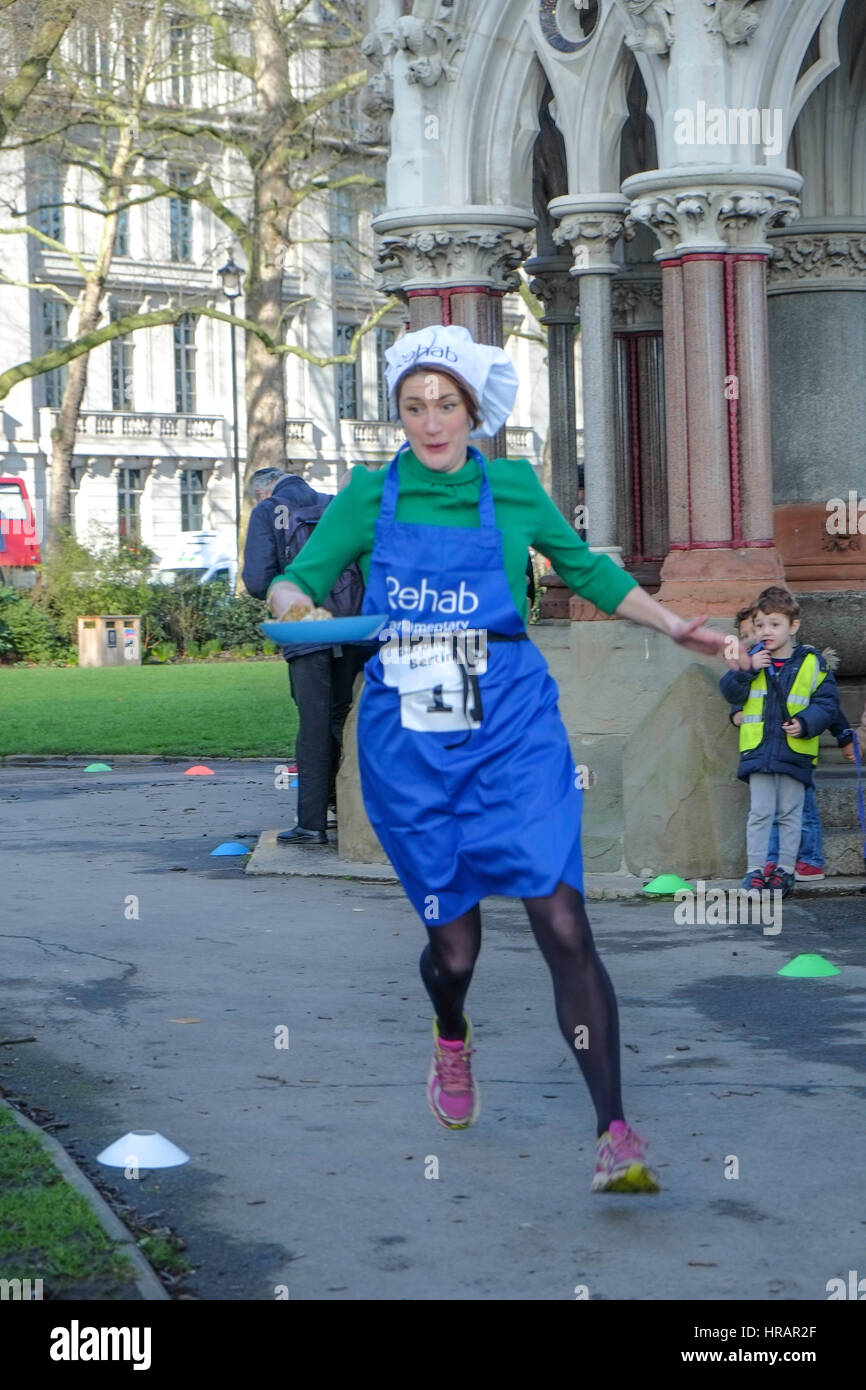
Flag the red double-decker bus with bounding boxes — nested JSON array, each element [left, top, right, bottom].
[[0, 477, 41, 585]]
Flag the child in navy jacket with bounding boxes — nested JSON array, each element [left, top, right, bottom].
[[721, 587, 842, 897], [724, 606, 855, 880]]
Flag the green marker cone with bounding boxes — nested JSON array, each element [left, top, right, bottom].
[[642, 873, 695, 896], [777, 954, 840, 978], [85, 762, 112, 772]]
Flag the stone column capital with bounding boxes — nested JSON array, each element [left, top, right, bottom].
[[524, 255, 581, 323], [611, 275, 664, 329], [549, 195, 629, 275], [622, 167, 802, 255], [372, 208, 535, 293]]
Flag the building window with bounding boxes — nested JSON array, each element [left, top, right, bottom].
[[115, 205, 130, 256], [168, 17, 193, 105], [169, 169, 192, 261], [174, 313, 197, 413], [180, 468, 206, 531], [122, 27, 144, 87], [117, 467, 143, 540], [332, 189, 356, 280], [82, 23, 111, 92], [42, 300, 69, 408], [36, 167, 64, 241], [69, 465, 86, 524], [110, 305, 134, 410], [376, 326, 397, 420], [335, 321, 359, 420]]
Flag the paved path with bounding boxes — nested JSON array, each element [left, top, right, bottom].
[[1, 761, 864, 1300]]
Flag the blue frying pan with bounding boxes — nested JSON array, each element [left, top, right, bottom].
[[261, 614, 389, 645]]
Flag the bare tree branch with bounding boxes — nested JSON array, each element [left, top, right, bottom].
[[0, 1, 79, 147], [0, 291, 402, 402]]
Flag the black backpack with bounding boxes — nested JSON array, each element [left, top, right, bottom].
[[274, 496, 364, 619]]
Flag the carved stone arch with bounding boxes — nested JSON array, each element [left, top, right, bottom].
[[533, 78, 570, 256], [785, 0, 866, 217], [534, 1, 646, 194], [755, 0, 847, 160], [440, 0, 548, 210]]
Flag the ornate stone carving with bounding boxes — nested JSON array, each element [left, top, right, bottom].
[[359, 25, 394, 145], [717, 189, 800, 246], [359, 8, 466, 140], [822, 529, 861, 553], [611, 277, 664, 326], [357, 68, 393, 145], [365, 13, 465, 89], [624, 1, 675, 56], [375, 226, 534, 293], [704, 0, 765, 47], [768, 234, 866, 284], [525, 256, 581, 324], [553, 212, 626, 271], [626, 184, 800, 252]]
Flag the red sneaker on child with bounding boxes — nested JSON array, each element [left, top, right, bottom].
[[794, 861, 825, 881]]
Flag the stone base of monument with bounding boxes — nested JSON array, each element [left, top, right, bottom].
[[245, 829, 399, 882]]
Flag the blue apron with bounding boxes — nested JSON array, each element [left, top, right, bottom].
[[358, 445, 584, 924]]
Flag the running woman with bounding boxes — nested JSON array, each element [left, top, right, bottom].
[[268, 325, 727, 1193]]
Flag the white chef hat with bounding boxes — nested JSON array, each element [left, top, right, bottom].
[[384, 324, 519, 438]]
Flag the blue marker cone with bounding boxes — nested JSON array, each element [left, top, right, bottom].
[[210, 841, 250, 856]]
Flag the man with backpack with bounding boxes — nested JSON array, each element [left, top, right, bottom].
[[242, 467, 366, 845]]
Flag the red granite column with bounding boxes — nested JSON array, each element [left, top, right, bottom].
[[623, 173, 798, 613], [660, 257, 690, 552], [682, 253, 732, 546], [734, 254, 775, 547]]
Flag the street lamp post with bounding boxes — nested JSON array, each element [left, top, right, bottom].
[[217, 254, 243, 579]]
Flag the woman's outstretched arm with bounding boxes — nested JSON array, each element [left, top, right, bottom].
[[613, 585, 729, 659]]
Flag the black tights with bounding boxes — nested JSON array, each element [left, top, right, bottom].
[[418, 881, 623, 1137]]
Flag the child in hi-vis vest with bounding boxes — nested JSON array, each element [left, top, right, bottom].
[[720, 587, 842, 898], [725, 605, 855, 881]]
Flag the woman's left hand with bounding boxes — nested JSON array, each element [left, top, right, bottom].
[[668, 615, 729, 657]]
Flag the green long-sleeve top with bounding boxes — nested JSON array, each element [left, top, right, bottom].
[[270, 449, 638, 621]]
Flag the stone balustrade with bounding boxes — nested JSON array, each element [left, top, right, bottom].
[[40, 408, 228, 451]]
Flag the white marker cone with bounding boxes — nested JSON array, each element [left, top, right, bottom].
[[97, 1130, 190, 1168]]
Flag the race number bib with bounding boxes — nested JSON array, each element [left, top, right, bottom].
[[380, 626, 487, 695], [399, 682, 483, 733]]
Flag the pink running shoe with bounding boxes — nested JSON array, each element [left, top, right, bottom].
[[427, 1017, 480, 1130], [592, 1119, 660, 1193]]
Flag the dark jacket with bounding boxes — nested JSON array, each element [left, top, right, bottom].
[[242, 475, 346, 660], [723, 645, 854, 745], [719, 646, 842, 787]]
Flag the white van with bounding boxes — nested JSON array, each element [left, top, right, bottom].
[[154, 532, 237, 588]]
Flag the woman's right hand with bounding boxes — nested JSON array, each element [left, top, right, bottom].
[[268, 581, 312, 620]]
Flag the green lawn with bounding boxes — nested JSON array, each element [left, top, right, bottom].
[[0, 1106, 138, 1298], [0, 661, 298, 757]]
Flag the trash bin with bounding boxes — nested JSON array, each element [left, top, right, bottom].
[[77, 615, 142, 668]]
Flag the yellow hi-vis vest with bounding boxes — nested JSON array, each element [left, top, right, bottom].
[[738, 651, 826, 765]]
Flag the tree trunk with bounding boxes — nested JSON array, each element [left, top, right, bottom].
[[243, 1, 296, 483], [45, 131, 133, 558]]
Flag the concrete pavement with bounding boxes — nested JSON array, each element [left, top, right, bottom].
[[1, 760, 865, 1301]]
